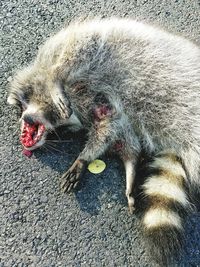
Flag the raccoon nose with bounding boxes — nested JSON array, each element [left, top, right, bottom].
[[23, 115, 35, 125]]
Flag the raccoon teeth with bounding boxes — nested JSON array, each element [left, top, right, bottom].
[[20, 122, 46, 148], [37, 124, 45, 136]]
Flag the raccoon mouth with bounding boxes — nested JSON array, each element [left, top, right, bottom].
[[20, 121, 46, 148]]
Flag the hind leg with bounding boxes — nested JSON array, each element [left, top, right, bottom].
[[111, 140, 138, 213], [125, 158, 136, 213]]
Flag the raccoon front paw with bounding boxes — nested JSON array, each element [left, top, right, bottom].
[[61, 159, 86, 192]]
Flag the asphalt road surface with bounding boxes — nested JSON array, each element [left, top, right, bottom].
[[1, 0, 200, 266]]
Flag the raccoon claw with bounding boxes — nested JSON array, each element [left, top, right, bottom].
[[61, 172, 80, 192], [61, 159, 86, 193], [58, 97, 70, 119]]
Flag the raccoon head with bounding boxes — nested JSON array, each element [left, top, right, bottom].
[[7, 68, 73, 151]]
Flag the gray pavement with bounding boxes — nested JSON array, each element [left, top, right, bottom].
[[1, 0, 200, 266]]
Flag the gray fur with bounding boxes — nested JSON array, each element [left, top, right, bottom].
[[8, 18, 200, 264]]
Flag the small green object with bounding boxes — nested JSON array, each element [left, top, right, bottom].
[[87, 159, 106, 174]]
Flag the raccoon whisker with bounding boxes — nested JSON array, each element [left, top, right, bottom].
[[42, 145, 55, 155], [43, 144, 65, 156], [45, 143, 65, 154], [46, 139, 73, 143], [52, 129, 62, 140], [45, 143, 77, 156], [45, 142, 63, 149], [47, 128, 61, 140]]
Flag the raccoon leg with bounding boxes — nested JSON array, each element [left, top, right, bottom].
[[112, 140, 137, 213], [61, 116, 121, 192], [141, 151, 192, 264], [124, 158, 136, 214], [61, 100, 139, 192]]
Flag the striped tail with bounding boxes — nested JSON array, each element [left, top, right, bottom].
[[141, 152, 192, 265]]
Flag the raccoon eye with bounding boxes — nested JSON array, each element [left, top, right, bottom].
[[23, 90, 32, 102]]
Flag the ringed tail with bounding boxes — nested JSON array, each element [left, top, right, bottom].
[[141, 152, 192, 265]]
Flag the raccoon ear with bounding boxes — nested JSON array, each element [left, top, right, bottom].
[[7, 90, 27, 108], [7, 92, 18, 105], [7, 74, 31, 108], [50, 82, 72, 119]]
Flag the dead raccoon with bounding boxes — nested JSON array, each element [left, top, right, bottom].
[[7, 18, 200, 265]]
